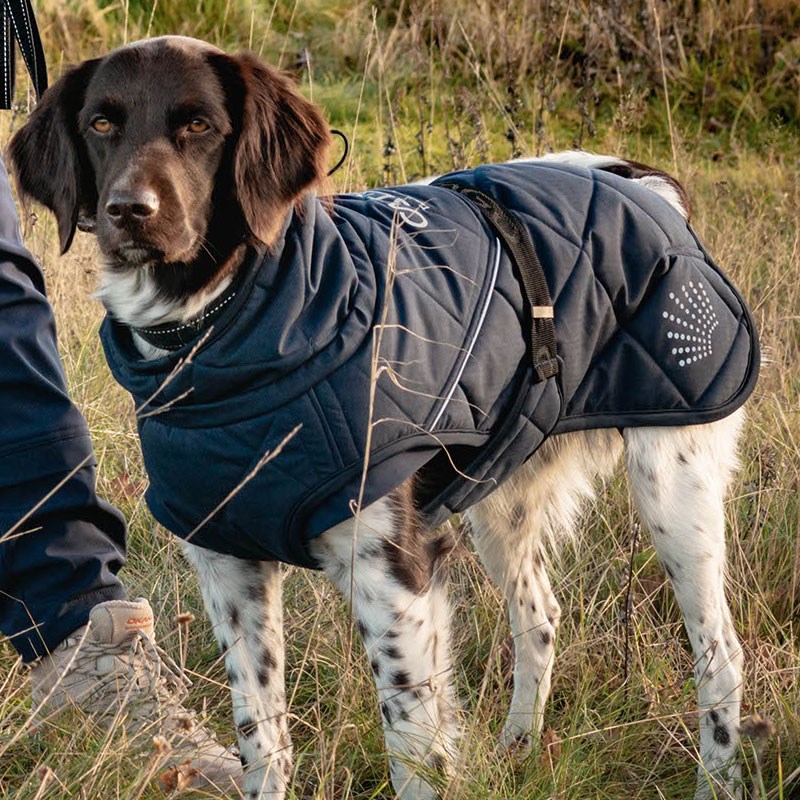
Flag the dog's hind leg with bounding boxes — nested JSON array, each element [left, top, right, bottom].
[[466, 429, 622, 751], [310, 481, 458, 800], [182, 542, 291, 800], [624, 410, 745, 800]]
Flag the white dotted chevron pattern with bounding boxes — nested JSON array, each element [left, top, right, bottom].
[[661, 281, 718, 368]]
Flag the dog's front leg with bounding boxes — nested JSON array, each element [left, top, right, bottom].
[[310, 490, 458, 799], [465, 501, 561, 751], [182, 542, 292, 799]]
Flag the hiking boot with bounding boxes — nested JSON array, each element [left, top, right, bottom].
[[29, 598, 242, 795]]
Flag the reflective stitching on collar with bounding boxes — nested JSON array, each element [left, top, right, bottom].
[[136, 290, 237, 335]]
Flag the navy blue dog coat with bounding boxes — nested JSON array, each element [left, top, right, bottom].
[[101, 162, 759, 567]]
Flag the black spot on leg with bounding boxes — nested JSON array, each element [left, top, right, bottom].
[[664, 563, 675, 580], [713, 724, 731, 746], [237, 717, 258, 738], [239, 752, 250, 769], [383, 645, 402, 660], [261, 648, 277, 671], [257, 666, 271, 687], [677, 453, 688, 465], [392, 670, 411, 688], [380, 702, 394, 725], [245, 560, 263, 578], [371, 659, 380, 676], [530, 603, 537, 613], [522, 577, 529, 590], [228, 605, 240, 627], [248, 581, 264, 604], [540, 631, 551, 645], [356, 620, 368, 640], [429, 753, 447, 775], [709, 711, 719, 725], [227, 667, 239, 685]]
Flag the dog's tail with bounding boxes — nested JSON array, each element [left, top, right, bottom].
[[533, 151, 692, 221]]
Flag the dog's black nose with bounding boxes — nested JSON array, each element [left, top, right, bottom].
[[105, 190, 159, 226]]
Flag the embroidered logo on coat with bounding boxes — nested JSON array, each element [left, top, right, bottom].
[[363, 190, 430, 228], [662, 281, 718, 368]]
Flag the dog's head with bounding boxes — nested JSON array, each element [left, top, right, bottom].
[[8, 36, 331, 281]]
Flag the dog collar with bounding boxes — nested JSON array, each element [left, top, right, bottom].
[[129, 282, 239, 351]]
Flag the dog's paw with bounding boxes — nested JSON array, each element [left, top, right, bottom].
[[499, 722, 534, 756]]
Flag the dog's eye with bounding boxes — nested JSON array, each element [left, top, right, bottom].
[[188, 118, 210, 133], [91, 116, 112, 134]]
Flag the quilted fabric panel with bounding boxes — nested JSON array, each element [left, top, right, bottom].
[[101, 161, 758, 567]]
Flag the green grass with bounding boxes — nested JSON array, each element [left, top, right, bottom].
[[1, 2, 798, 798]]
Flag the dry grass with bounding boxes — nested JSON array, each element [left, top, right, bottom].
[[0, 2, 798, 798]]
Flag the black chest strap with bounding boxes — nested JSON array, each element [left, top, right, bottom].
[[434, 180, 559, 383]]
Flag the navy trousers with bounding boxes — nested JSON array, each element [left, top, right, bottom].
[[0, 157, 127, 662]]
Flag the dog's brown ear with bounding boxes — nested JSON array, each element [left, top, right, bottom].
[[211, 51, 331, 246], [7, 59, 99, 254]]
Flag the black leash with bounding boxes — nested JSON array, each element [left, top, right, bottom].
[[434, 180, 559, 383], [327, 128, 349, 177], [1, 0, 47, 109]]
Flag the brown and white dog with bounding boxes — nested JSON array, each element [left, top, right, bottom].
[[9, 36, 746, 800]]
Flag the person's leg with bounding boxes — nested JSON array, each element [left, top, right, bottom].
[[0, 155, 127, 661], [0, 156, 241, 792], [0, 469, 127, 661]]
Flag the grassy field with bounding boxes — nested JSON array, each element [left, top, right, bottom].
[[0, 1, 798, 798]]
